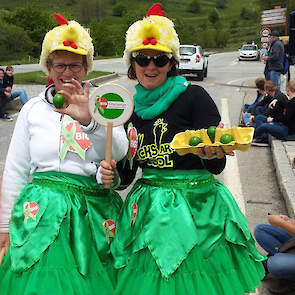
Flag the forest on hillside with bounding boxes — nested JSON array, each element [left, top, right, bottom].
[[0, 0, 294, 63]]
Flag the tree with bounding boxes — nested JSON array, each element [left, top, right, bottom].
[[215, 30, 230, 47], [0, 21, 32, 61], [187, 0, 201, 14], [240, 7, 257, 20], [89, 20, 125, 56], [216, 0, 226, 9], [78, 0, 104, 23], [2, 5, 55, 57], [209, 9, 220, 24], [112, 2, 127, 17]]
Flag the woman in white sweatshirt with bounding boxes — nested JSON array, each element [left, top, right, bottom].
[[0, 13, 128, 295]]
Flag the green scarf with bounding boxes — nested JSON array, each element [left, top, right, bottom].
[[134, 76, 190, 120]]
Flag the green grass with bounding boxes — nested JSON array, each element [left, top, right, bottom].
[[13, 70, 111, 85]]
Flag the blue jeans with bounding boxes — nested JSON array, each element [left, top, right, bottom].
[[255, 224, 295, 279], [243, 113, 255, 127], [269, 70, 281, 87], [254, 114, 288, 140], [8, 89, 28, 105], [254, 106, 267, 116]]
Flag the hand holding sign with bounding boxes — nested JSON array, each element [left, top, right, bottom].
[[89, 83, 133, 188]]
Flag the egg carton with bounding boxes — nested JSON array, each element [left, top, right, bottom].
[[170, 126, 254, 155]]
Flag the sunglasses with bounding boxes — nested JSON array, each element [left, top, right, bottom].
[[132, 53, 172, 67]]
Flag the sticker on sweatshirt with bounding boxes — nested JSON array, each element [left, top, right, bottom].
[[103, 219, 116, 244], [60, 115, 91, 160], [23, 202, 39, 224]]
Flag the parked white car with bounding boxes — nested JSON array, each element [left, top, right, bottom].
[[178, 45, 208, 80], [238, 43, 260, 61]]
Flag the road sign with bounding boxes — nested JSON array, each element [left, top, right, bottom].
[[261, 37, 269, 43], [260, 27, 271, 37], [260, 7, 286, 26], [261, 42, 269, 49], [261, 20, 286, 25], [261, 8, 286, 15]]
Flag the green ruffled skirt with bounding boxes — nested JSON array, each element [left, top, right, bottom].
[[0, 171, 122, 295], [112, 169, 265, 295]]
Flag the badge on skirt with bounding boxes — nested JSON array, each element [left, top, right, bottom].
[[23, 202, 39, 224]]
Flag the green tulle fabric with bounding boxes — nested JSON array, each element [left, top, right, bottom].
[[0, 171, 122, 295], [111, 169, 265, 295]]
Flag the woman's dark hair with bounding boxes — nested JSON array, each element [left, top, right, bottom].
[[127, 57, 179, 80]]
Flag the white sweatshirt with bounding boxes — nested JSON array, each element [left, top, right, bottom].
[[0, 85, 128, 232]]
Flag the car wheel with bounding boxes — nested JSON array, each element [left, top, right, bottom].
[[198, 69, 204, 81], [204, 66, 208, 78]]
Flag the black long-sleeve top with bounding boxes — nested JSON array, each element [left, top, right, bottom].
[[117, 85, 226, 189], [273, 97, 295, 133], [3, 73, 13, 88], [251, 90, 288, 116]]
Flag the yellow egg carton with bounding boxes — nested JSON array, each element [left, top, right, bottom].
[[170, 126, 254, 155]]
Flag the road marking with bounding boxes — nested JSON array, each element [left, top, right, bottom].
[[221, 98, 245, 214], [221, 98, 260, 294], [227, 77, 255, 85]]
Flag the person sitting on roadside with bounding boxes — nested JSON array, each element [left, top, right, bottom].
[[3, 66, 28, 105], [241, 77, 266, 127], [252, 80, 294, 146], [0, 68, 13, 121], [247, 80, 288, 128], [254, 214, 295, 294]]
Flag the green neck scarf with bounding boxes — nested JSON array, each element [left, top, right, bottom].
[[134, 76, 190, 120]]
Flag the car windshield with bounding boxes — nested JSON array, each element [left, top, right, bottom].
[[242, 45, 257, 51], [180, 47, 196, 55]]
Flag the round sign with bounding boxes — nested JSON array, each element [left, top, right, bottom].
[[89, 83, 133, 127], [261, 42, 269, 49], [260, 27, 271, 37]]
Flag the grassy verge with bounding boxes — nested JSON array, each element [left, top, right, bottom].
[[13, 70, 111, 85]]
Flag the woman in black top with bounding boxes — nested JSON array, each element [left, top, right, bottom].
[[100, 4, 265, 295]]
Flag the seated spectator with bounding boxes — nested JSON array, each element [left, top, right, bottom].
[[246, 80, 287, 128], [252, 80, 295, 146], [241, 77, 266, 127], [0, 68, 13, 121], [254, 214, 295, 293], [3, 66, 28, 105]]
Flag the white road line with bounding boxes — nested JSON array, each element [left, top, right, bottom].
[[221, 98, 245, 214]]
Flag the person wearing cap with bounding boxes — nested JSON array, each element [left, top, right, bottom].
[[264, 31, 284, 87], [99, 3, 265, 294], [0, 13, 128, 294]]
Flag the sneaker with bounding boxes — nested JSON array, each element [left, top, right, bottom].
[[0, 114, 13, 121], [251, 137, 268, 147]]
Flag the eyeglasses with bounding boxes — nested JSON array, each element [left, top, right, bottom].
[[132, 53, 172, 67], [51, 63, 84, 73]]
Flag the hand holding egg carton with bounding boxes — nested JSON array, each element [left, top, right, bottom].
[[170, 126, 254, 156]]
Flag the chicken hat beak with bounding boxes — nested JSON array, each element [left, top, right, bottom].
[[123, 3, 180, 66], [40, 13, 94, 73]]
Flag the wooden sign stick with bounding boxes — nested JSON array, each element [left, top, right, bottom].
[[104, 121, 113, 189], [0, 247, 6, 266]]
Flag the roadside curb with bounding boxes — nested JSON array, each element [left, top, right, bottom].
[[88, 73, 119, 86], [271, 138, 295, 218], [241, 79, 295, 218]]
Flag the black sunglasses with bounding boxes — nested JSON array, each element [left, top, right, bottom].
[[132, 53, 172, 67]]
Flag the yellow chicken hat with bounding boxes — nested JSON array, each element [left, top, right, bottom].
[[123, 3, 180, 66], [40, 13, 94, 73]]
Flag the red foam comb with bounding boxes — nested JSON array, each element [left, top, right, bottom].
[[54, 13, 69, 25], [146, 3, 165, 17]]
